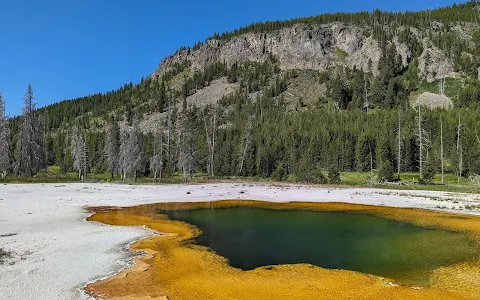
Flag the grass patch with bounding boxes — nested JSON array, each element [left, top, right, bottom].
[[1, 165, 478, 194], [340, 171, 479, 193], [409, 77, 463, 104], [335, 47, 348, 59]]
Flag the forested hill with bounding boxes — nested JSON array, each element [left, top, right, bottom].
[[2, 1, 480, 185]]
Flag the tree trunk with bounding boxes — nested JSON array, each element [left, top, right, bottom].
[[397, 109, 401, 179], [418, 106, 423, 179], [440, 118, 444, 184], [457, 114, 462, 183], [368, 142, 373, 177]]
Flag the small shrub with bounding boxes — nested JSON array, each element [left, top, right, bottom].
[[92, 165, 107, 174], [0, 248, 13, 264], [328, 166, 341, 184], [366, 174, 378, 186], [60, 163, 69, 174], [287, 174, 299, 182], [335, 47, 348, 59], [469, 174, 480, 186], [317, 71, 330, 84]]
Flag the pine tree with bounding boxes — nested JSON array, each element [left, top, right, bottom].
[[328, 166, 341, 184], [18, 84, 44, 177], [369, 77, 386, 106], [378, 160, 394, 182], [329, 74, 348, 108]]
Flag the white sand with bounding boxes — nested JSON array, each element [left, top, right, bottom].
[[0, 182, 479, 300]]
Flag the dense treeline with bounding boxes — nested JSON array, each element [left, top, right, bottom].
[[210, 2, 480, 41], [199, 2, 480, 48]]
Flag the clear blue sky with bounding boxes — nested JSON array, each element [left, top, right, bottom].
[[0, 0, 463, 116]]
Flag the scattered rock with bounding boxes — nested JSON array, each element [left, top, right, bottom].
[[415, 92, 453, 109]]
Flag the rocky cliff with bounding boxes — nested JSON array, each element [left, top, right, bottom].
[[152, 23, 383, 77], [151, 20, 477, 83]]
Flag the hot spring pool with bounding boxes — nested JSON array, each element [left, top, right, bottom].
[[162, 206, 480, 286]]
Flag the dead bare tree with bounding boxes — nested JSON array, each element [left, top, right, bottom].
[[202, 107, 216, 177], [363, 73, 369, 112], [456, 114, 461, 152], [41, 109, 49, 168], [150, 124, 164, 182], [456, 114, 463, 183], [440, 117, 445, 184], [167, 98, 172, 159], [118, 125, 129, 183], [439, 77, 445, 95], [397, 109, 401, 179], [165, 97, 178, 175], [238, 116, 254, 174], [104, 122, 120, 179], [0, 92, 11, 178], [368, 141, 374, 177], [70, 127, 88, 181], [416, 105, 430, 179], [130, 121, 144, 181], [438, 60, 449, 96], [18, 84, 44, 177], [118, 122, 144, 183], [418, 106, 423, 177], [177, 112, 195, 182]]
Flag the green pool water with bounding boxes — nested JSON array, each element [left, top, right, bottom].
[[161, 207, 480, 286]]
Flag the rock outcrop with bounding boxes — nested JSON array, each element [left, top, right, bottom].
[[151, 20, 478, 84], [415, 92, 453, 109], [418, 43, 455, 83], [152, 23, 385, 78]]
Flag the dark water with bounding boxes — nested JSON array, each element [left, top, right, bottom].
[[162, 207, 480, 286]]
